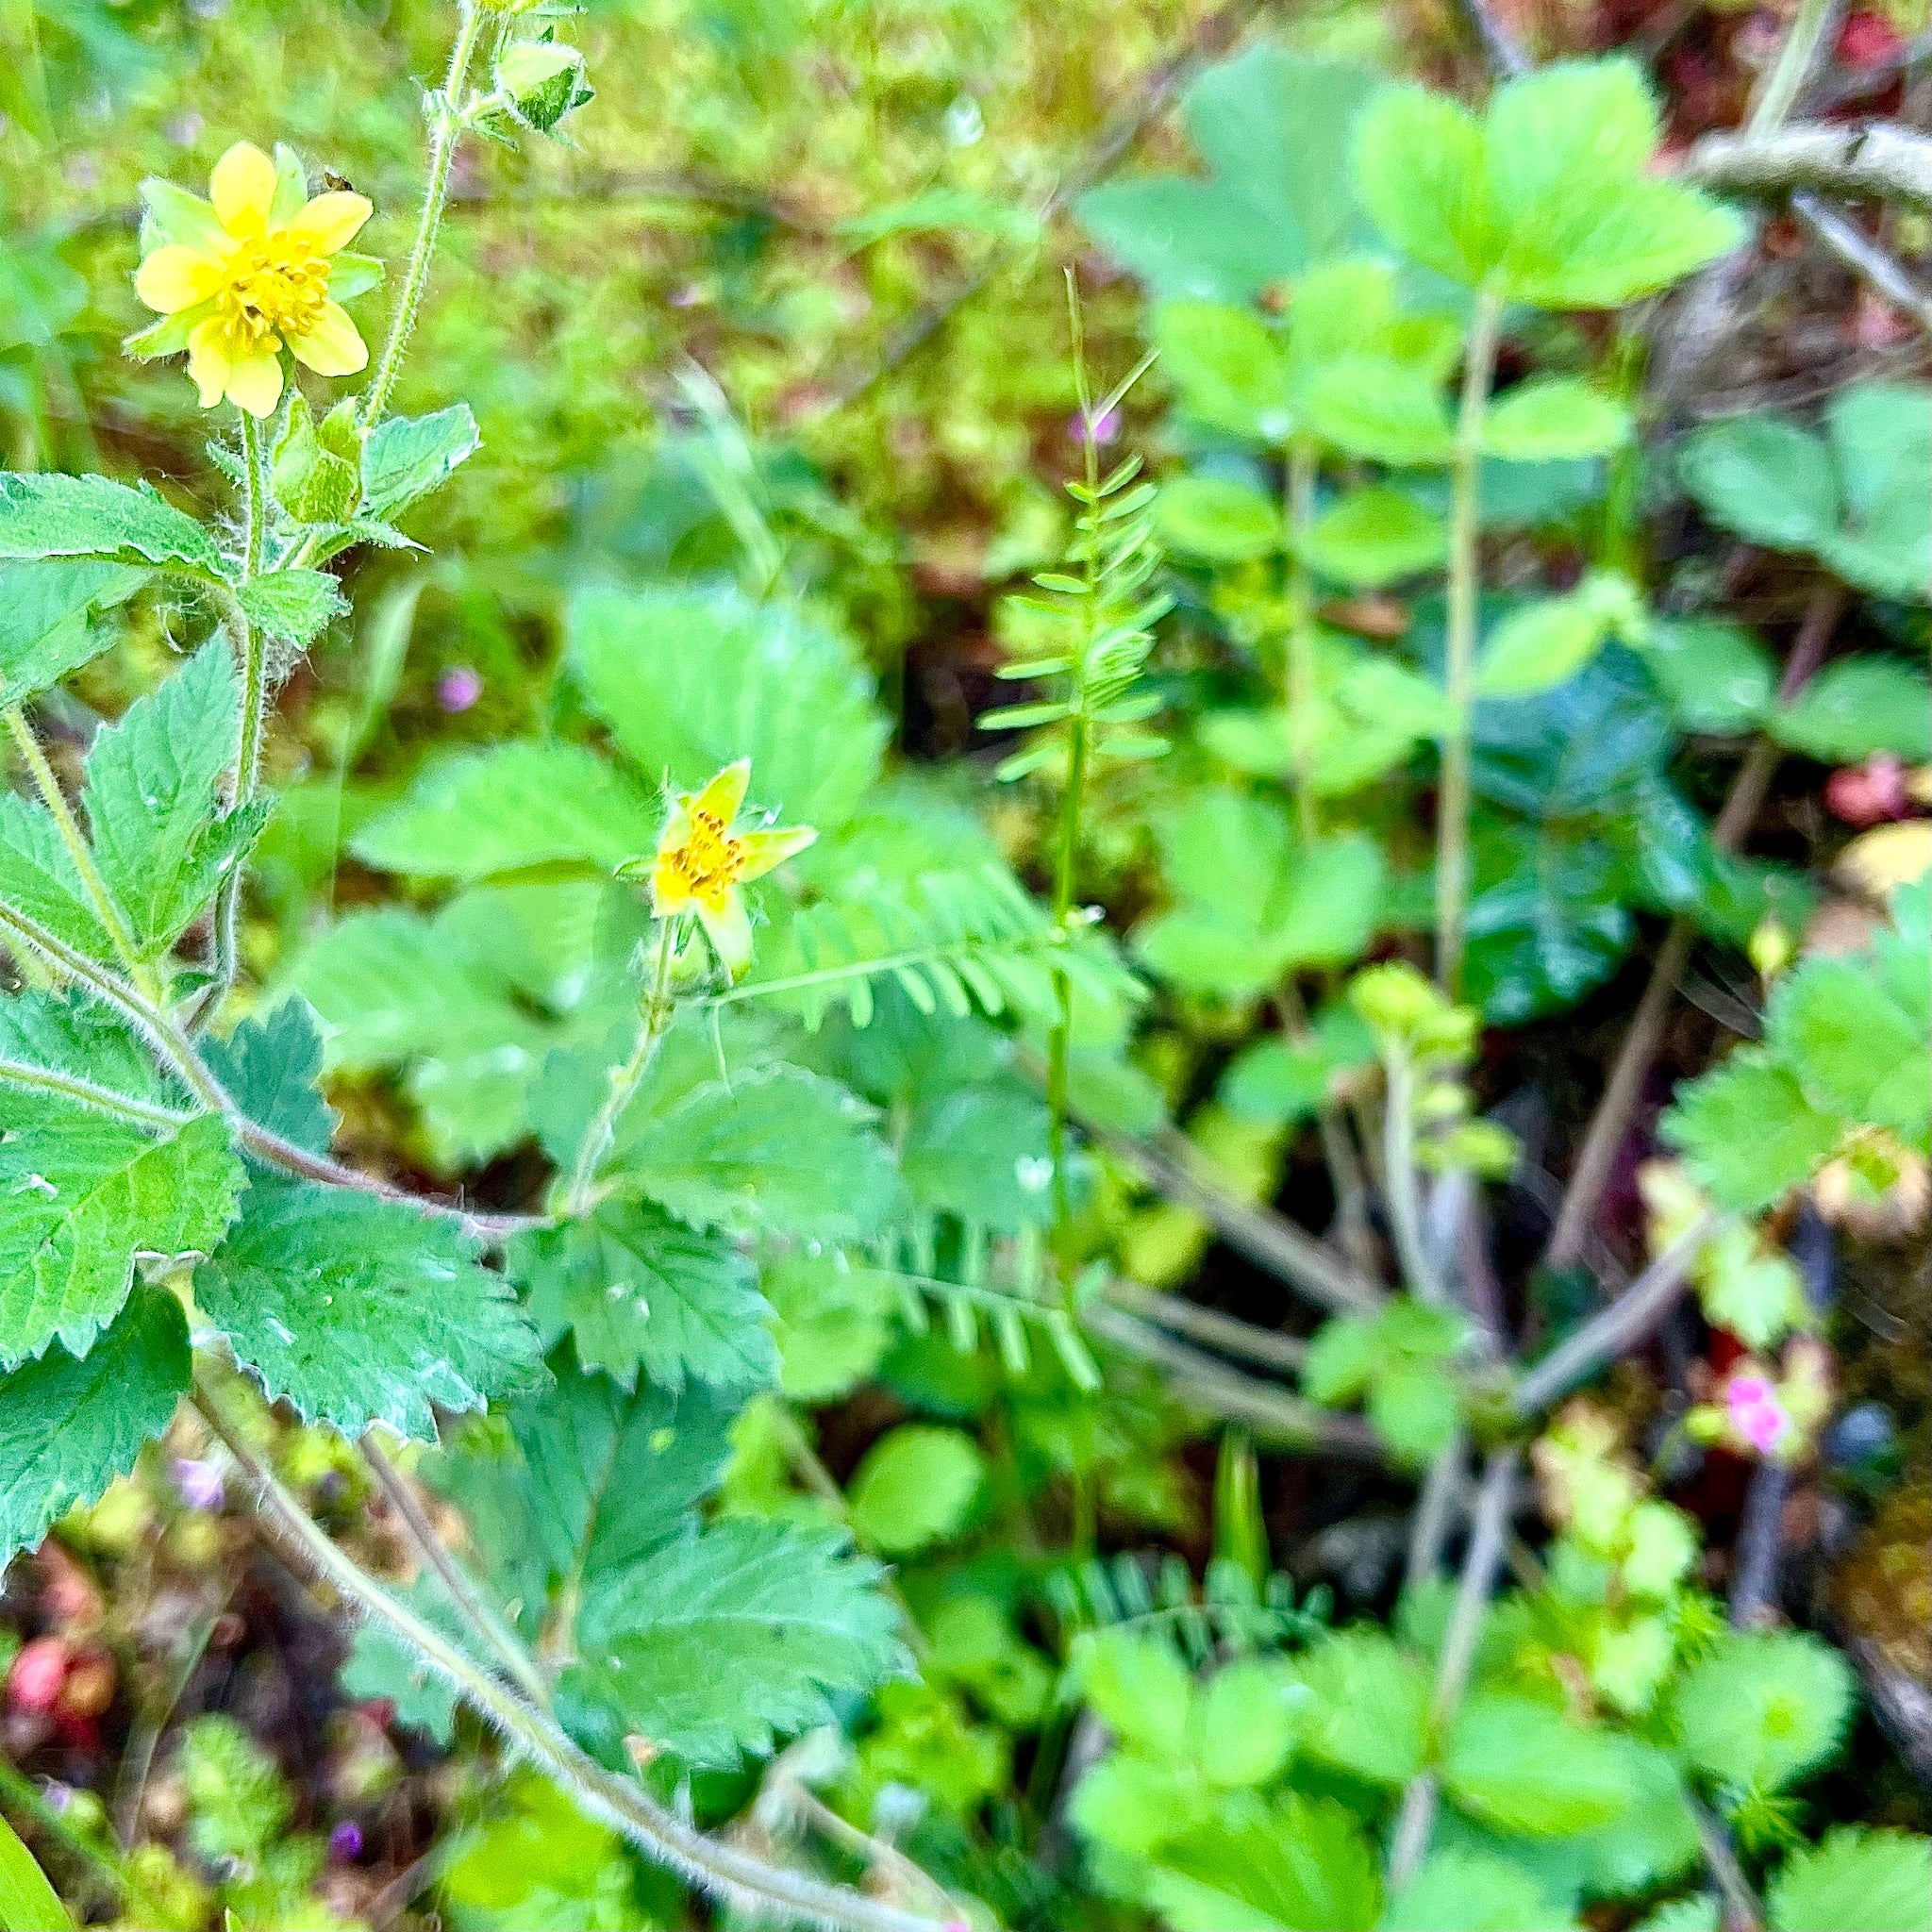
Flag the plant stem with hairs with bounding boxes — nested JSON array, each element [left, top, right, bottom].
[[567, 914, 679, 1215], [1435, 288, 1504, 997], [192, 1374, 955, 1932]]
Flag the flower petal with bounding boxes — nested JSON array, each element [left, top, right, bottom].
[[695, 890, 755, 979], [135, 243, 224, 315], [288, 301, 368, 376], [732, 824, 816, 884], [226, 349, 286, 419], [186, 321, 231, 410], [290, 190, 374, 255], [209, 142, 279, 235], [691, 758, 752, 828], [650, 853, 697, 917]]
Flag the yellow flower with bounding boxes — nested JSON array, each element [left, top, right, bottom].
[[627, 759, 815, 979], [128, 141, 379, 419]]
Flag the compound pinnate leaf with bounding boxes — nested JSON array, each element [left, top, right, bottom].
[[1662, 1051, 1845, 1213], [352, 741, 661, 881], [569, 585, 888, 832], [0, 1088, 241, 1367], [561, 1516, 906, 1767], [195, 1179, 541, 1440], [610, 1064, 908, 1244], [514, 1200, 774, 1394], [0, 472, 223, 575], [0, 1285, 189, 1567], [82, 642, 266, 959], [1767, 1828, 1932, 1932], [1442, 1693, 1640, 1836], [1670, 1630, 1853, 1794]]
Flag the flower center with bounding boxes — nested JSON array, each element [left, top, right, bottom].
[[216, 230, 330, 351], [662, 808, 745, 902]]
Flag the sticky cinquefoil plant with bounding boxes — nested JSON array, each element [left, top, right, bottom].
[[0, 9, 978, 1928]]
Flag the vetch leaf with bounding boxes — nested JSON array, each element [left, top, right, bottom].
[[0, 472, 222, 576], [195, 1179, 541, 1440], [561, 1516, 906, 1767], [0, 1285, 189, 1567], [514, 1200, 774, 1394]]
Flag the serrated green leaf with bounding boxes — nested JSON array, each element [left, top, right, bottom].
[[0, 473, 222, 576], [360, 405, 481, 522], [1302, 356, 1456, 466], [1354, 87, 1496, 290], [1443, 1694, 1639, 1835], [195, 1179, 541, 1439], [82, 642, 266, 959], [352, 741, 662, 881], [235, 567, 345, 647], [607, 1064, 908, 1243], [514, 1199, 774, 1394], [1484, 379, 1632, 461], [1661, 1051, 1845, 1212], [0, 559, 146, 709], [1772, 658, 1932, 764], [1294, 1629, 1432, 1787], [1670, 1630, 1853, 1793], [0, 1074, 241, 1366], [1381, 1850, 1578, 1931], [569, 585, 887, 831], [430, 1351, 735, 1634], [204, 1000, 339, 1155], [1141, 1792, 1381, 1932], [0, 791, 113, 958], [1304, 488, 1446, 588], [1767, 956, 1929, 1136], [561, 1516, 906, 1766], [847, 1423, 986, 1555], [1157, 474, 1281, 561], [1767, 1827, 1932, 1932], [0, 1285, 189, 1567]]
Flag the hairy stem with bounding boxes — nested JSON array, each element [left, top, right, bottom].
[[567, 916, 678, 1215], [192, 1375, 954, 1932], [1513, 1211, 1720, 1417], [1434, 286, 1504, 998], [361, 1, 491, 428], [1382, 1054, 1443, 1306], [2, 707, 153, 996], [360, 1436, 553, 1707], [241, 409, 266, 582], [1283, 437, 1319, 841], [1387, 1448, 1520, 1886]]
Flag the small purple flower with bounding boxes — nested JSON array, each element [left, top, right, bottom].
[[1726, 1374, 1790, 1457], [435, 665, 483, 713], [1073, 405, 1122, 449], [173, 1457, 225, 1512], [328, 1821, 364, 1863], [669, 281, 706, 309]]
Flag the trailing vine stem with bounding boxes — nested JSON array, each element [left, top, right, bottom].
[[566, 913, 680, 1216], [360, 0, 492, 429], [192, 1374, 958, 1932], [1434, 285, 1505, 998], [1, 707, 153, 998]]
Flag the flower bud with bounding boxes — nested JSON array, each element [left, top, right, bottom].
[[495, 38, 591, 134], [273, 392, 361, 525]]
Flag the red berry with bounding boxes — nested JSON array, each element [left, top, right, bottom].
[[8, 1638, 71, 1716], [1838, 10, 1906, 69]]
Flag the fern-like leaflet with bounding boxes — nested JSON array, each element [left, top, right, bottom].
[[1044, 1550, 1330, 1665], [714, 862, 1140, 1031]]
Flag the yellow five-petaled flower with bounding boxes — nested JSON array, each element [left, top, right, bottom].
[[129, 141, 380, 419], [625, 760, 815, 980]]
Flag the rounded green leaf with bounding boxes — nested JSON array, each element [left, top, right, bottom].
[[847, 1423, 987, 1555]]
